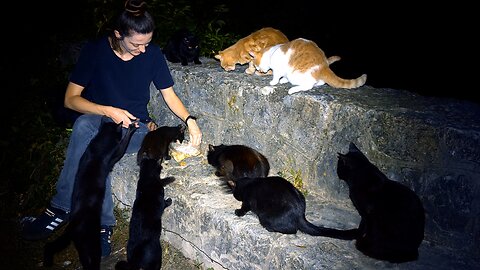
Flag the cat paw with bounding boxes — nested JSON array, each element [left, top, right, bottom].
[[261, 86, 275, 95], [287, 89, 299, 95], [269, 80, 279, 86], [223, 65, 236, 71], [255, 70, 272, 76], [245, 68, 255, 75], [288, 86, 311, 95]]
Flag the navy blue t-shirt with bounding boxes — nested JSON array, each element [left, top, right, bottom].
[[69, 36, 174, 122]]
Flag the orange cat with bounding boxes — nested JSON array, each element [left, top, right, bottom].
[[250, 38, 367, 94], [214, 27, 289, 75]]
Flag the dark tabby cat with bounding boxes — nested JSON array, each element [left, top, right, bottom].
[[136, 124, 185, 164], [44, 119, 137, 269], [162, 28, 202, 66], [115, 155, 175, 270], [232, 176, 358, 239], [207, 144, 270, 188], [337, 142, 425, 263]]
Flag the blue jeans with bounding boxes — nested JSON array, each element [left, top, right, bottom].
[[50, 114, 150, 226]]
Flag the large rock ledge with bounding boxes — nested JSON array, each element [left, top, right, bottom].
[[112, 58, 480, 269]]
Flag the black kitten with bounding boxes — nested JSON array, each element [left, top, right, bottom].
[[44, 118, 137, 269], [115, 157, 175, 270], [337, 142, 425, 263], [207, 144, 270, 189], [162, 28, 202, 66], [136, 124, 185, 164], [232, 176, 358, 239]]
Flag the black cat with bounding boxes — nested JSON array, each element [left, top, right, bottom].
[[136, 124, 185, 164], [162, 28, 202, 66], [336, 142, 425, 263], [207, 144, 270, 189], [115, 156, 175, 270], [43, 118, 138, 269], [232, 176, 358, 239]]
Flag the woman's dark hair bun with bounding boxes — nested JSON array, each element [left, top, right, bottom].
[[124, 0, 147, 17]]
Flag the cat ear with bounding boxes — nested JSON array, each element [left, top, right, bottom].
[[349, 143, 370, 161], [137, 150, 149, 165], [214, 54, 222, 60], [349, 142, 360, 152], [178, 124, 186, 132], [208, 144, 215, 151], [227, 180, 236, 189]]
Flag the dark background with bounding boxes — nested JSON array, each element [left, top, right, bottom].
[[3, 1, 478, 105], [225, 1, 477, 103]]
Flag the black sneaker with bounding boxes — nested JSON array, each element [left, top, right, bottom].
[[100, 225, 113, 257], [21, 206, 69, 241]]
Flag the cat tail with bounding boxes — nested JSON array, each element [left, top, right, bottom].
[[298, 218, 358, 240], [318, 67, 367, 89]]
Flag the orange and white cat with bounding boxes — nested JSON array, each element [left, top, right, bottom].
[[250, 38, 367, 94], [214, 27, 289, 75]]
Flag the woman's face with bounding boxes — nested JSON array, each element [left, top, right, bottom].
[[116, 31, 153, 56]]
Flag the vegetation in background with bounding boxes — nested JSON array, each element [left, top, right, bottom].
[[89, 0, 239, 57], [278, 158, 309, 196], [1, 49, 72, 217]]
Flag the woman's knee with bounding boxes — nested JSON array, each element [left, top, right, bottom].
[[72, 114, 103, 134]]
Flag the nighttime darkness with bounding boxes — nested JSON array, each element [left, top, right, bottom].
[[5, 1, 478, 105], [224, 1, 477, 103], [1, 0, 479, 269]]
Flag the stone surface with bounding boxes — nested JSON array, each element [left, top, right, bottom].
[[111, 58, 480, 269]]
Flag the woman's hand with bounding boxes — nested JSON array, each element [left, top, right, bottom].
[[187, 120, 202, 147], [159, 86, 202, 146], [105, 106, 138, 128]]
